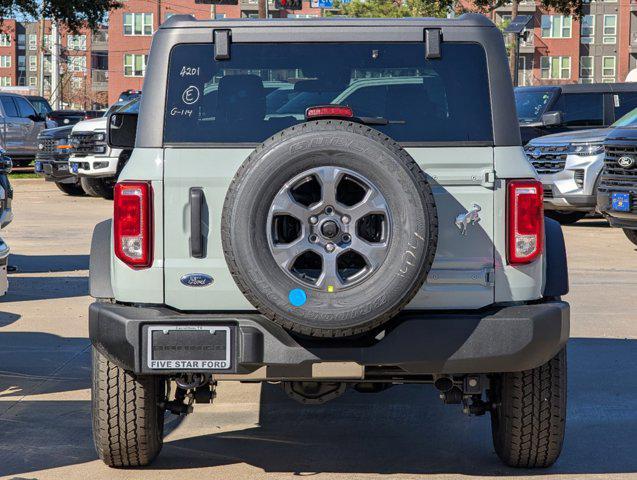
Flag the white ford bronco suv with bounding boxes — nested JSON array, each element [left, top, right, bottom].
[[90, 15, 570, 469]]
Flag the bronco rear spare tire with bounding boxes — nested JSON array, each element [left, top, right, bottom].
[[222, 120, 438, 338]]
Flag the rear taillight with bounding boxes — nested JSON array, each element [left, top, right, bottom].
[[507, 180, 544, 265], [114, 182, 152, 268]]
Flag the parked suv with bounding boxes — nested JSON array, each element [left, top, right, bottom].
[[597, 109, 637, 246], [515, 83, 637, 145], [90, 15, 569, 469], [524, 129, 607, 224], [34, 125, 84, 196], [0, 92, 47, 166]]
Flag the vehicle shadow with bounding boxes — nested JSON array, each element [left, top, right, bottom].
[[0, 332, 90, 398], [0, 337, 635, 477], [1, 276, 87, 302], [8, 254, 89, 273], [146, 337, 637, 476], [565, 219, 610, 228]]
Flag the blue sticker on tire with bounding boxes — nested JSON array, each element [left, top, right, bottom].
[[288, 289, 307, 307]]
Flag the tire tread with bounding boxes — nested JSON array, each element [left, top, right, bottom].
[[92, 348, 163, 467], [221, 120, 438, 338]]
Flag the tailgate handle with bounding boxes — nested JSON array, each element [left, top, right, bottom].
[[189, 187, 205, 258]]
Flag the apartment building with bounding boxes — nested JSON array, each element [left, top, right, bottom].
[[489, 0, 630, 85], [107, 0, 324, 103], [0, 20, 108, 108]]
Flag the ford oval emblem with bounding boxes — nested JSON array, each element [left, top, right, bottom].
[[180, 273, 214, 288], [618, 156, 636, 169]]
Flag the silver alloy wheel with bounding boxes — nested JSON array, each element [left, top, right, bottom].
[[266, 166, 391, 291]]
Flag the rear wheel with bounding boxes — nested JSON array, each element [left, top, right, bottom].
[[81, 177, 115, 199], [55, 181, 85, 196], [623, 228, 637, 246], [490, 348, 567, 468], [91, 348, 165, 467], [545, 211, 586, 225]]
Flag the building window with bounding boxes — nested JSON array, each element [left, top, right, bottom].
[[28, 76, 36, 86], [602, 14, 616, 44], [541, 15, 572, 39], [0, 56, 11, 68], [581, 15, 595, 43], [29, 56, 37, 72], [215, 13, 226, 19], [541, 56, 571, 80], [67, 56, 86, 72], [124, 53, 147, 77], [67, 34, 86, 51], [43, 35, 53, 50], [17, 34, 25, 49], [580, 56, 594, 83], [71, 77, 83, 89], [123, 13, 154, 36], [43, 55, 51, 73], [18, 56, 25, 70], [0, 77, 12, 86], [28, 34, 37, 50], [0, 34, 11, 47], [602, 56, 616, 79], [18, 76, 25, 86]]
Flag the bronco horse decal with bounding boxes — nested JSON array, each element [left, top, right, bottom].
[[455, 204, 482, 236]]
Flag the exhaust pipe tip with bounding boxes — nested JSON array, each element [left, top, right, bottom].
[[433, 376, 454, 393]]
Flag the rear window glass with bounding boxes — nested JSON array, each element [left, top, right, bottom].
[[163, 42, 493, 144]]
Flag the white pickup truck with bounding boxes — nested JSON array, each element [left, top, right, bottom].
[[68, 98, 139, 199]]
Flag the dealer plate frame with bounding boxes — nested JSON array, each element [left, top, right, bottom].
[[146, 325, 232, 370]]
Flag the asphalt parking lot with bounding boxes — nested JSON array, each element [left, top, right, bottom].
[[1, 179, 636, 480]]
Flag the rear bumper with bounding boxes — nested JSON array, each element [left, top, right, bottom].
[[89, 301, 570, 378]]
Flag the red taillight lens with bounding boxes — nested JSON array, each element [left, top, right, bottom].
[[507, 179, 544, 265], [305, 105, 354, 120], [114, 182, 152, 268]]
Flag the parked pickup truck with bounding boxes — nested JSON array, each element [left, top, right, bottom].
[[0, 92, 47, 167], [597, 108, 637, 246], [68, 99, 139, 199], [34, 125, 85, 196]]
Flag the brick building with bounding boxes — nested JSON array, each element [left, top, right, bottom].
[[107, 0, 324, 103], [0, 19, 108, 108], [471, 0, 632, 85]]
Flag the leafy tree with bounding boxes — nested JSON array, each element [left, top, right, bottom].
[[0, 0, 121, 31], [328, 0, 453, 19]]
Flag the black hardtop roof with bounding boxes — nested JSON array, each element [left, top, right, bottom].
[[159, 13, 495, 30], [516, 83, 637, 95]]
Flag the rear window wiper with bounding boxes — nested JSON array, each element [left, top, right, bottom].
[[357, 116, 405, 126]]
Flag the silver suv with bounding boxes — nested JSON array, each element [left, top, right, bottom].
[[524, 128, 607, 224], [89, 15, 569, 469]]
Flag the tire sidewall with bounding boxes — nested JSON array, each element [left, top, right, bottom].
[[223, 122, 437, 335]]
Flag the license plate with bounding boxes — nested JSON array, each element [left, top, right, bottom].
[[612, 192, 631, 212], [34, 161, 42, 172], [71, 162, 79, 174], [147, 326, 232, 370]]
